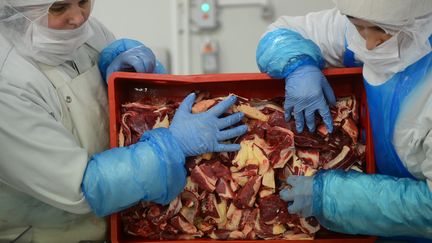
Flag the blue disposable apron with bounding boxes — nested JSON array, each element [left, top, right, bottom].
[[343, 35, 363, 67], [343, 34, 431, 178], [364, 37, 432, 179], [343, 35, 414, 177], [344, 36, 432, 242]]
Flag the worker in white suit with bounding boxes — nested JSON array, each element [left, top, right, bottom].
[[0, 0, 247, 242], [257, 0, 432, 241]]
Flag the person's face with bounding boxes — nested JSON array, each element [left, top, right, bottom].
[[348, 17, 393, 50], [48, 0, 91, 30]]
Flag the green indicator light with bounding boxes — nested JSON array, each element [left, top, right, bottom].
[[201, 3, 211, 12]]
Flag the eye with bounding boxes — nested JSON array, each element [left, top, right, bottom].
[[371, 26, 386, 34], [79, 0, 90, 7], [49, 3, 68, 15]]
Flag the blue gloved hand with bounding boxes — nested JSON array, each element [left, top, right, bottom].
[[99, 38, 164, 82], [105, 45, 156, 80], [169, 93, 248, 157], [279, 175, 314, 217], [285, 65, 336, 133]]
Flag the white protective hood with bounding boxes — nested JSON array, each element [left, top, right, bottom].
[[0, 0, 95, 66], [334, 0, 432, 84], [334, 0, 432, 26]]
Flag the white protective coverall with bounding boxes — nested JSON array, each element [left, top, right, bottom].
[[256, 0, 432, 239], [0, 0, 115, 242]]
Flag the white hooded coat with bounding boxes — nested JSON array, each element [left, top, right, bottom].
[[0, 1, 116, 241]]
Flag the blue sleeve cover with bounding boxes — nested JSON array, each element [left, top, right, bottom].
[[154, 60, 167, 74], [98, 38, 167, 80], [256, 28, 325, 78], [82, 128, 186, 217], [313, 170, 432, 238]]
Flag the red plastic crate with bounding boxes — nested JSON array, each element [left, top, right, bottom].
[[108, 68, 376, 243]]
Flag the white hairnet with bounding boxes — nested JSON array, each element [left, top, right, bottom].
[[7, 0, 56, 7], [333, 0, 432, 26], [0, 0, 95, 65], [0, 1, 54, 23]]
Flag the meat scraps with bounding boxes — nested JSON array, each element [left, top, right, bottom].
[[118, 94, 365, 240]]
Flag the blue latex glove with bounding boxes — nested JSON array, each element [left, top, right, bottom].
[[105, 45, 156, 79], [169, 93, 248, 157], [82, 128, 186, 217], [99, 38, 166, 82], [279, 175, 314, 217], [285, 65, 336, 133]]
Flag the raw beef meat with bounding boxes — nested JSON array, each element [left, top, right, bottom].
[[118, 93, 365, 240]]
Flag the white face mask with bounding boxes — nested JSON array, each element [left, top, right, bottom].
[[24, 20, 94, 66], [346, 18, 431, 85], [346, 23, 403, 84], [347, 24, 400, 63]]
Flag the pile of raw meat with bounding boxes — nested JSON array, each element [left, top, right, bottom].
[[118, 93, 365, 240]]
